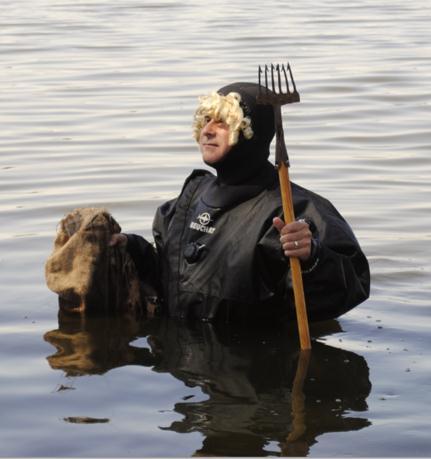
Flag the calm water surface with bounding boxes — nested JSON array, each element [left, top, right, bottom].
[[1, 0, 431, 456]]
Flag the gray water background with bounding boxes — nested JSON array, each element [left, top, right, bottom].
[[1, 0, 431, 456]]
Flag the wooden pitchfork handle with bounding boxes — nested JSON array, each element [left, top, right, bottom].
[[274, 104, 311, 350], [278, 162, 311, 350]]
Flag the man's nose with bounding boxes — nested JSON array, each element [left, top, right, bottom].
[[202, 119, 216, 135]]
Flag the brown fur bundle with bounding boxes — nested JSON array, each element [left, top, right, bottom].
[[45, 208, 144, 315]]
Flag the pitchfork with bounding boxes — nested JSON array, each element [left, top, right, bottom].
[[257, 63, 311, 350]]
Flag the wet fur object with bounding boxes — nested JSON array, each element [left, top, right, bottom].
[[45, 208, 154, 315]]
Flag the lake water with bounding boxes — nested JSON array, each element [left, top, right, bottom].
[[1, 0, 431, 456]]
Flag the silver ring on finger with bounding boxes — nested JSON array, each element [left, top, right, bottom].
[[294, 240, 300, 248]]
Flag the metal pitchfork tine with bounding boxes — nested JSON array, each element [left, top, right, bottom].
[[257, 63, 311, 350]]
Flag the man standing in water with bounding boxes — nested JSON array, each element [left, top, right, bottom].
[[111, 82, 370, 322]]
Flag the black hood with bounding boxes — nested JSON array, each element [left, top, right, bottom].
[[201, 82, 277, 208], [212, 82, 275, 185]]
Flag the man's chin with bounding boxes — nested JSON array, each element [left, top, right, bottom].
[[201, 150, 221, 166], [203, 157, 218, 167]]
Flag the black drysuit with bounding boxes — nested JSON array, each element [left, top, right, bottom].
[[127, 168, 370, 323]]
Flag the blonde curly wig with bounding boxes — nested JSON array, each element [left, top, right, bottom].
[[192, 91, 254, 146]]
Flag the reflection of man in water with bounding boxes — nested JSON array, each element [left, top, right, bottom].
[[45, 315, 371, 456]]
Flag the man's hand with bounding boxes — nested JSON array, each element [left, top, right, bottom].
[[273, 217, 312, 261], [109, 233, 128, 248]]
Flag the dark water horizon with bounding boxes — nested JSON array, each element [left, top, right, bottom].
[[1, 0, 431, 456]]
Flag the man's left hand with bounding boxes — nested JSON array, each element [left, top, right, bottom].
[[273, 217, 312, 261]]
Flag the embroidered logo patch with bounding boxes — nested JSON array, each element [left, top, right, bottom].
[[190, 212, 216, 234], [197, 212, 211, 226]]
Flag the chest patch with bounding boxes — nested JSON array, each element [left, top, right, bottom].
[[189, 212, 216, 234]]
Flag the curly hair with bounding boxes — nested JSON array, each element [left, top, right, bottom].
[[192, 91, 254, 146]]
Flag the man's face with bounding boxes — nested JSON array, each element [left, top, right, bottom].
[[199, 117, 232, 165]]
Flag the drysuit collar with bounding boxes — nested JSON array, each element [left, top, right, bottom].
[[202, 161, 277, 208]]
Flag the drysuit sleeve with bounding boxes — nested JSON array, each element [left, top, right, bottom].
[[124, 194, 178, 296], [257, 189, 370, 322], [299, 215, 370, 321], [125, 233, 160, 294]]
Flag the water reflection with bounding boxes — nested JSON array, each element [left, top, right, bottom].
[[44, 314, 371, 456], [44, 311, 159, 376]]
